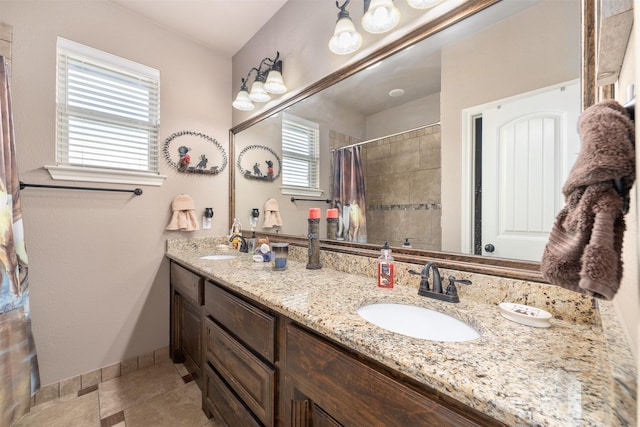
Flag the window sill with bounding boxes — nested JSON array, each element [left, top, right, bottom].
[[45, 165, 166, 186], [280, 186, 324, 198]]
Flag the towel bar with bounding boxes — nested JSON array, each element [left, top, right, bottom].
[[19, 181, 143, 195], [290, 197, 330, 203]]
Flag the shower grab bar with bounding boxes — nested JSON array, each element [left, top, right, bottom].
[[290, 197, 330, 204], [19, 181, 143, 196]]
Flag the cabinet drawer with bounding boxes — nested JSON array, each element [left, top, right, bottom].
[[204, 317, 275, 426], [205, 282, 276, 362], [203, 363, 261, 427], [286, 324, 484, 427], [171, 263, 203, 305]]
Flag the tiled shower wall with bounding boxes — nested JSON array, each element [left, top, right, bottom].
[[329, 125, 442, 249]]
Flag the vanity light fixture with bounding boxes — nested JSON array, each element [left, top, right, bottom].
[[232, 80, 254, 111], [362, 0, 401, 34], [329, 0, 364, 55], [232, 52, 287, 111], [329, 0, 447, 55]]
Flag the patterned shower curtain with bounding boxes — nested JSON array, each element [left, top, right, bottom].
[[0, 56, 40, 426], [331, 146, 367, 243]]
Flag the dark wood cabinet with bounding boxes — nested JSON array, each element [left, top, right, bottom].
[[168, 262, 502, 427], [202, 281, 278, 426], [283, 323, 502, 427], [170, 262, 204, 389]]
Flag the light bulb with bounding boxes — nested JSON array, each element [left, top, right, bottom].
[[362, 0, 400, 34], [329, 16, 363, 55]]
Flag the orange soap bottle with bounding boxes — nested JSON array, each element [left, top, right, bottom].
[[377, 242, 394, 288]]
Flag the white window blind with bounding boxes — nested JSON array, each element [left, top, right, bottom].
[[282, 114, 319, 190], [56, 38, 160, 175]]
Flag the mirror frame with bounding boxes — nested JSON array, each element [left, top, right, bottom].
[[229, 0, 596, 283]]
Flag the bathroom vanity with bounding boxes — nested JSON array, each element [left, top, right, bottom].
[[167, 238, 636, 426]]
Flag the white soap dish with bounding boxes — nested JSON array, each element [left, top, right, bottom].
[[499, 303, 552, 328]]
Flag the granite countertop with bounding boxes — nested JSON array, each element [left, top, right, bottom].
[[166, 238, 636, 426]]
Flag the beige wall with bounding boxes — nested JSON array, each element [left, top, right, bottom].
[[365, 92, 441, 139], [3, 1, 231, 385]]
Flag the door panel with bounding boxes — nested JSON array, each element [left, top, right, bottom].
[[481, 81, 579, 261]]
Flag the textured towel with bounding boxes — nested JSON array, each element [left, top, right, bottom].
[[541, 100, 635, 300], [166, 194, 199, 231], [263, 198, 283, 228]]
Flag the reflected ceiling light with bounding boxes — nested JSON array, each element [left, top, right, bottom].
[[329, 0, 364, 55], [406, 0, 444, 9], [362, 0, 400, 34], [232, 52, 287, 110]]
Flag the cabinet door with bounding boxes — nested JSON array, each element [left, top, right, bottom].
[[290, 395, 344, 427], [181, 298, 202, 384], [171, 262, 203, 305], [285, 323, 491, 427]]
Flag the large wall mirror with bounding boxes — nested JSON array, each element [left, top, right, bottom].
[[231, 0, 596, 281]]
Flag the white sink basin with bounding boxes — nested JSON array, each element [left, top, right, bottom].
[[199, 254, 237, 261], [356, 303, 480, 342]]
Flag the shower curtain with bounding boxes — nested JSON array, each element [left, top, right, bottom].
[[332, 146, 367, 243], [0, 56, 39, 426]]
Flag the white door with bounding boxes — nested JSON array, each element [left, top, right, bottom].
[[481, 82, 580, 261]]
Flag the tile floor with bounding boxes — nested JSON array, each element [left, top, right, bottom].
[[12, 360, 220, 427]]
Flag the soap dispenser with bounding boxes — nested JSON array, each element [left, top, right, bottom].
[[402, 238, 412, 249], [377, 242, 394, 288]]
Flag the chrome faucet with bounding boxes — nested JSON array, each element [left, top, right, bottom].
[[229, 234, 248, 253], [408, 262, 472, 303]]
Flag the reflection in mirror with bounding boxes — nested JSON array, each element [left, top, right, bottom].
[[233, 0, 583, 264]]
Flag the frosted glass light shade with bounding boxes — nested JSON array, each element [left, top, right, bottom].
[[264, 70, 287, 94], [362, 0, 400, 34], [232, 89, 254, 111], [248, 81, 271, 102], [329, 16, 363, 55], [406, 0, 443, 9]]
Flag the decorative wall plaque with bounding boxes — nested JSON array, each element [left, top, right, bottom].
[[237, 144, 282, 182], [163, 130, 227, 175]]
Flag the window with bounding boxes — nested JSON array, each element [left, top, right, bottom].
[[281, 113, 320, 195], [48, 38, 164, 186]]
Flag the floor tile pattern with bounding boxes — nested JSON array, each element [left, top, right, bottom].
[[12, 361, 219, 427]]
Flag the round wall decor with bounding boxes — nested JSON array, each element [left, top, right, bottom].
[[163, 130, 227, 175], [237, 144, 282, 182]]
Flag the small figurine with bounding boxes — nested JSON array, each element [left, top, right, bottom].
[[196, 154, 208, 169], [253, 162, 262, 176], [265, 160, 274, 178], [177, 146, 191, 171]]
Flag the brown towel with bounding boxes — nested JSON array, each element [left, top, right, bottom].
[[541, 100, 635, 300]]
